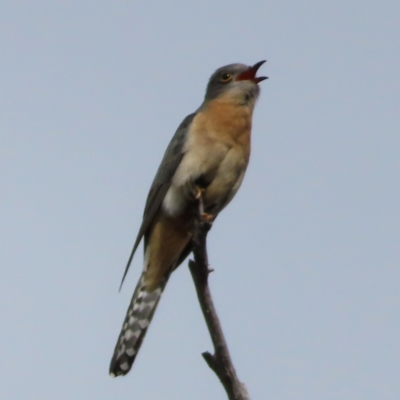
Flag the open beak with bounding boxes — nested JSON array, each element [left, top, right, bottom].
[[236, 60, 268, 84]]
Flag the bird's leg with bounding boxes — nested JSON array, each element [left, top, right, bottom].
[[191, 185, 215, 223], [200, 212, 215, 223], [193, 185, 205, 200]]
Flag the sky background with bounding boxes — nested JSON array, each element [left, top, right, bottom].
[[1, 1, 399, 399]]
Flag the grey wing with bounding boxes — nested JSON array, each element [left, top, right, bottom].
[[119, 112, 196, 289]]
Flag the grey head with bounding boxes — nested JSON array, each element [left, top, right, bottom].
[[203, 60, 268, 106]]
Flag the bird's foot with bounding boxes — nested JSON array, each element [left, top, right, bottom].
[[200, 213, 215, 223], [192, 185, 205, 200], [191, 185, 214, 224]]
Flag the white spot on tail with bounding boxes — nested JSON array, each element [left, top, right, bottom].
[[139, 319, 150, 329], [126, 348, 136, 357], [120, 362, 129, 371]]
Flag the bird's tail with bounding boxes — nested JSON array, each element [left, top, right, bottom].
[[109, 271, 169, 376]]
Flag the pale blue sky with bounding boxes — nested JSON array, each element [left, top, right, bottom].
[[1, 1, 399, 399]]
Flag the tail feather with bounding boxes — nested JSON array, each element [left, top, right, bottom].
[[109, 272, 169, 376]]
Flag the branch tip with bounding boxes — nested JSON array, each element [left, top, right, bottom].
[[189, 195, 251, 400]]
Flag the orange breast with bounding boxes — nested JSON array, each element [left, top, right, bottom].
[[193, 98, 252, 161], [189, 98, 253, 210]]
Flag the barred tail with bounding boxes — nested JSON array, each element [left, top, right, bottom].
[[109, 272, 169, 376]]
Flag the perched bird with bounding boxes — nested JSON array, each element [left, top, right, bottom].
[[110, 61, 267, 377]]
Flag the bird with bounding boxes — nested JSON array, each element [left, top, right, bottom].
[[109, 60, 267, 377]]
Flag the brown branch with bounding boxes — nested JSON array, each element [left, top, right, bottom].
[[188, 199, 251, 400]]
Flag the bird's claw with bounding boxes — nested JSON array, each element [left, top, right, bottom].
[[192, 186, 205, 200], [200, 213, 214, 223], [191, 185, 214, 223]]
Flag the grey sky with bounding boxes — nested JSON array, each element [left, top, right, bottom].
[[1, 1, 399, 399]]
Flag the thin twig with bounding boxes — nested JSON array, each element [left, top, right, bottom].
[[188, 198, 251, 400]]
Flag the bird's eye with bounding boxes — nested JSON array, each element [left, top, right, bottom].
[[220, 73, 233, 83]]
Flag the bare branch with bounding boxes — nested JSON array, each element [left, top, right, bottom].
[[188, 198, 251, 400]]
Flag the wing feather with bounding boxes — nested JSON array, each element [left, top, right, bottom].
[[119, 113, 196, 289]]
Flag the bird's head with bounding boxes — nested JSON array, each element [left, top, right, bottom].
[[203, 60, 268, 107]]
